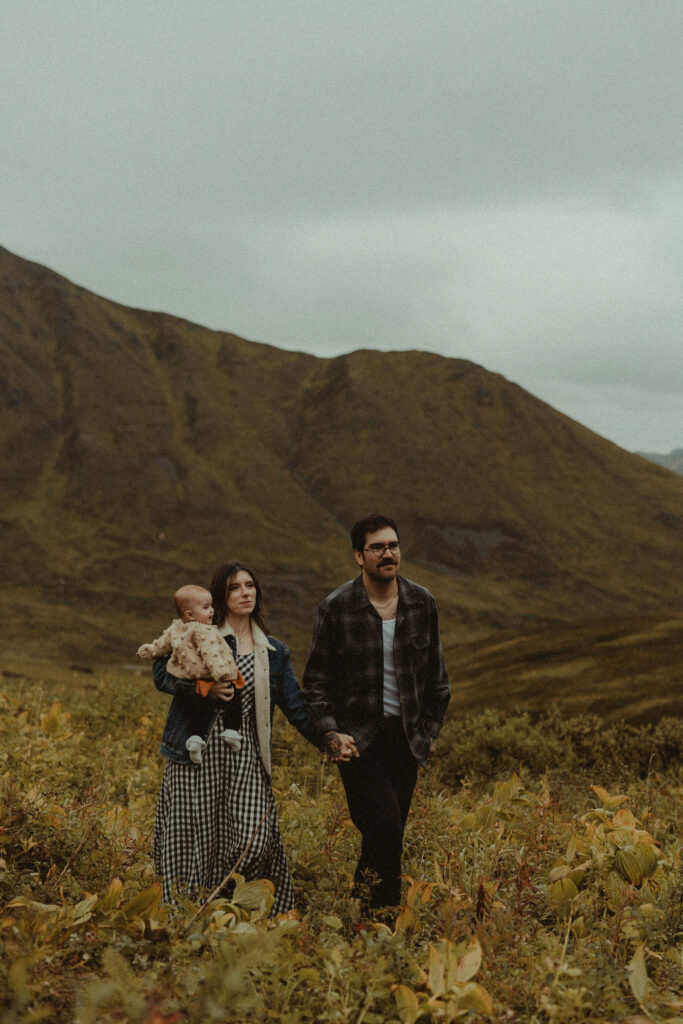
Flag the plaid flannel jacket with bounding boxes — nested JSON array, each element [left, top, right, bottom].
[[302, 574, 450, 765]]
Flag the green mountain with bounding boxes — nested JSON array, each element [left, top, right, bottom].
[[2, 245, 682, 670]]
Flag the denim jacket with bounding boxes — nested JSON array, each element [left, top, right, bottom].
[[153, 630, 315, 769]]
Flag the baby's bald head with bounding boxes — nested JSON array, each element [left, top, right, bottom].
[[174, 585, 214, 625]]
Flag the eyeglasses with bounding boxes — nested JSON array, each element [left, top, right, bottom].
[[364, 541, 400, 556]]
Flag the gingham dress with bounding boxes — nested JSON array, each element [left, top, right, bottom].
[[153, 652, 295, 914]]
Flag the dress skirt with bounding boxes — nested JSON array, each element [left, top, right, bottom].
[[153, 651, 295, 914]]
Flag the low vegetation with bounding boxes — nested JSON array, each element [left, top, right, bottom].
[[1, 665, 681, 1022]]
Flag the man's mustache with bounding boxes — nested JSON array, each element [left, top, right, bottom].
[[379, 559, 397, 567]]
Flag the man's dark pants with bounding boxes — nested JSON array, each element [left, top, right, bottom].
[[338, 716, 419, 910]]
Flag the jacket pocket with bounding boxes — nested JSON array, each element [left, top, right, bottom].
[[409, 634, 430, 675]]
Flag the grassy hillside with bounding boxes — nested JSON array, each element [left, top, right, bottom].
[[445, 613, 683, 723], [2, 246, 683, 667], [0, 666, 680, 1022]]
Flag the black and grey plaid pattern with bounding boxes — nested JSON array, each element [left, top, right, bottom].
[[302, 574, 450, 764], [154, 652, 295, 914]]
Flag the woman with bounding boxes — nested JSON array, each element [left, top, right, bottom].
[[152, 560, 314, 913]]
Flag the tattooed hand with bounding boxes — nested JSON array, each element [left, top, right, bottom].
[[324, 731, 359, 763]]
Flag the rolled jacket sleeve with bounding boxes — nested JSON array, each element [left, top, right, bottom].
[[152, 656, 197, 696]]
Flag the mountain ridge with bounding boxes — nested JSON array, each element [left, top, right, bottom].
[[1, 245, 682, 663], [637, 449, 683, 476]]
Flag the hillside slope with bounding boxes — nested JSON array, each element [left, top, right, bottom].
[[1, 245, 682, 661]]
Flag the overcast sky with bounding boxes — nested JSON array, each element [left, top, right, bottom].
[[2, 0, 681, 452]]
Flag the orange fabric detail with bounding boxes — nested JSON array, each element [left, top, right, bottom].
[[195, 669, 245, 697]]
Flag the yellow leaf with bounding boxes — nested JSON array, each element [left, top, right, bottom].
[[455, 936, 482, 983], [428, 944, 445, 997], [405, 880, 433, 907], [633, 842, 659, 878], [590, 785, 628, 810], [119, 882, 162, 921], [552, 860, 590, 883], [606, 828, 633, 848], [628, 943, 648, 1004], [73, 895, 98, 920], [394, 907, 416, 931], [98, 878, 124, 913], [590, 784, 611, 805], [613, 808, 637, 828], [458, 981, 494, 1015], [548, 864, 573, 883], [232, 877, 275, 911], [550, 877, 578, 917], [210, 910, 238, 930], [393, 984, 421, 1024], [605, 794, 630, 810]]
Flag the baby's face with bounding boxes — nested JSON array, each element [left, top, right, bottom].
[[184, 590, 214, 625]]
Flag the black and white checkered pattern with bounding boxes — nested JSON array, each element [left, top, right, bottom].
[[153, 652, 294, 914]]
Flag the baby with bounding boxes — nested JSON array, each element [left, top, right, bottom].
[[137, 584, 244, 762]]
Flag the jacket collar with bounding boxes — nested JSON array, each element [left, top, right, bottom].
[[218, 618, 275, 651]]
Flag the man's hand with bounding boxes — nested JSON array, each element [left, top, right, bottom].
[[209, 680, 235, 702], [324, 731, 359, 763], [429, 737, 437, 755]]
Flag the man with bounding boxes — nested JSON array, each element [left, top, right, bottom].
[[302, 513, 450, 913]]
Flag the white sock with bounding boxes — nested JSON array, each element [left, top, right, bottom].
[[185, 735, 206, 764], [220, 728, 242, 752]]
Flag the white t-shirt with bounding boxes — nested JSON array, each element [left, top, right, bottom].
[[382, 618, 401, 717]]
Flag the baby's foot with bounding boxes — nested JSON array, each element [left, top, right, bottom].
[[186, 735, 206, 764], [220, 728, 242, 752]]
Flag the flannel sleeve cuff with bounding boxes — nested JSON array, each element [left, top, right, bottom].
[[317, 716, 339, 737]]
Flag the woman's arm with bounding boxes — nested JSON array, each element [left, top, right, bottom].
[[152, 656, 196, 696], [271, 644, 318, 745]]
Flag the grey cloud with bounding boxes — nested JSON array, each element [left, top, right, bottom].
[[0, 0, 681, 453], [4, 1, 682, 218]]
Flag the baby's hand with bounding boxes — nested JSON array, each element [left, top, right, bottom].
[[136, 643, 154, 660], [210, 681, 235, 703]]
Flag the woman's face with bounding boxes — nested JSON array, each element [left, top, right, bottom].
[[226, 570, 257, 618]]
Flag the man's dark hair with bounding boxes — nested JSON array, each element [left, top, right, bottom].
[[350, 514, 400, 553], [209, 560, 268, 633]]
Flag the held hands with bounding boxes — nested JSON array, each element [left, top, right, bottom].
[[324, 731, 359, 763]]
